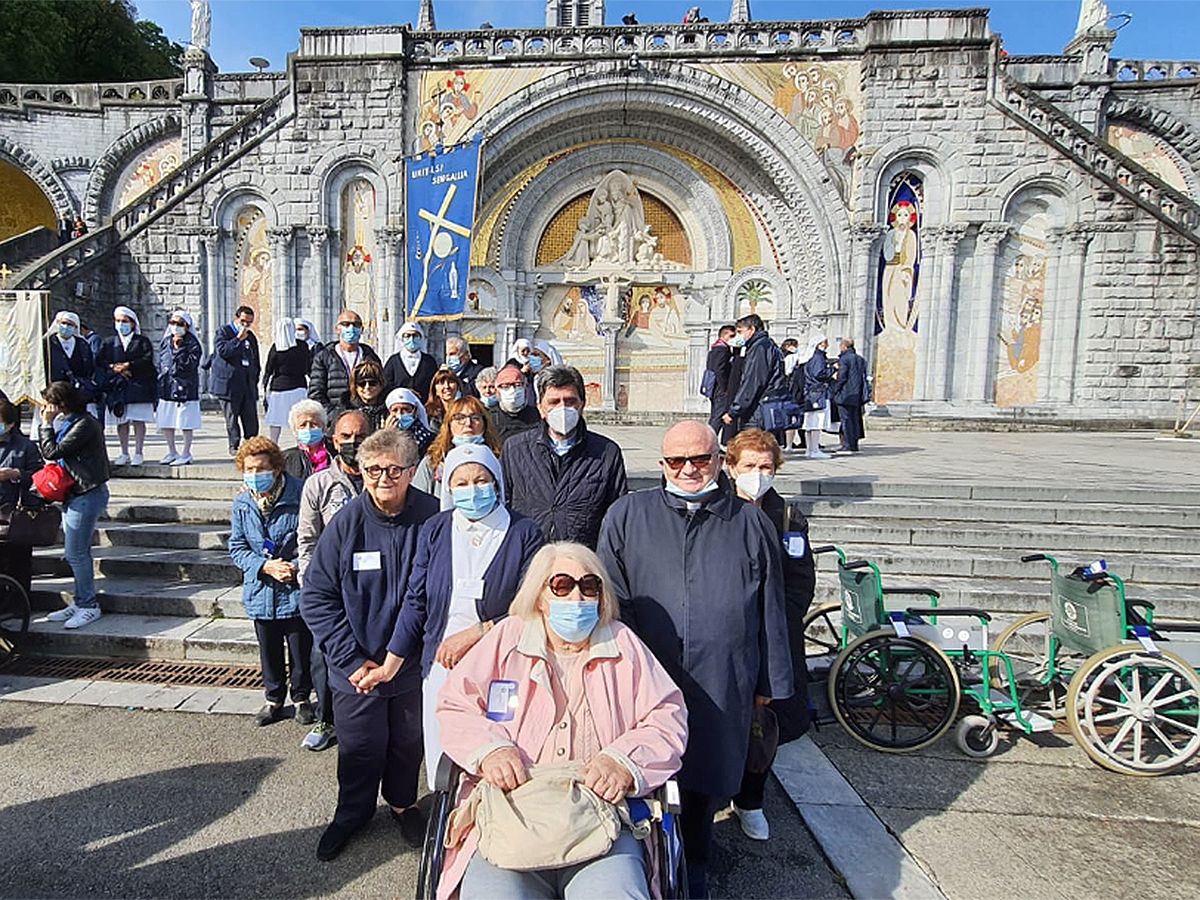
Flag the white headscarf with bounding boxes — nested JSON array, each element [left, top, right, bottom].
[[512, 338, 531, 358], [802, 332, 829, 365], [163, 310, 194, 340], [274, 318, 297, 352], [45, 310, 80, 338], [397, 321, 425, 350], [295, 318, 320, 347], [385, 387, 431, 431], [112, 306, 141, 334], [438, 444, 505, 512]]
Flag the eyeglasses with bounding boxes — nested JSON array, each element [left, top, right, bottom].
[[662, 453, 716, 471], [548, 573, 603, 599], [168, 320, 186, 328], [357, 379, 380, 388], [362, 463, 412, 481], [451, 413, 484, 426]]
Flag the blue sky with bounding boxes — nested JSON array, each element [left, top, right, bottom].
[[137, 1, 1198, 73]]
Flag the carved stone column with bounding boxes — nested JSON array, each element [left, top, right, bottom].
[[962, 224, 1010, 402], [380, 226, 406, 358], [1045, 227, 1093, 404], [849, 224, 884, 359], [267, 226, 294, 330], [597, 316, 621, 413], [684, 322, 709, 414], [198, 226, 222, 355], [917, 224, 967, 402], [304, 226, 330, 338]]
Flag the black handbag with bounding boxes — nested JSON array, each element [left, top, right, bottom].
[[0, 501, 62, 546]]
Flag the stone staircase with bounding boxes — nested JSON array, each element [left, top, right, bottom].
[[13, 87, 294, 293], [20, 468, 1200, 669], [993, 76, 1200, 246]]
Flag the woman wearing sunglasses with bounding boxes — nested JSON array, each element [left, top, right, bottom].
[[355, 444, 543, 789], [411, 396, 502, 500], [429, 541, 688, 899], [331, 360, 389, 433]]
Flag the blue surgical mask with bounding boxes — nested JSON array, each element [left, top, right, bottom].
[[528, 355, 543, 372], [664, 478, 720, 501], [115, 322, 133, 337], [730, 334, 747, 348], [243, 471, 275, 494], [482, 393, 499, 409], [446, 355, 463, 371], [397, 413, 415, 430], [341, 325, 362, 344], [297, 426, 323, 446], [402, 336, 420, 352], [547, 600, 600, 643], [58, 323, 76, 338], [452, 433, 485, 446], [451, 483, 498, 521]]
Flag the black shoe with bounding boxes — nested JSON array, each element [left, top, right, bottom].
[[317, 821, 358, 862], [255, 703, 284, 727], [391, 806, 425, 848], [229, 445, 239, 457], [295, 700, 317, 726]]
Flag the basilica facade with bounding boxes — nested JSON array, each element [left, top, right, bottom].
[[1, 2, 1198, 421]]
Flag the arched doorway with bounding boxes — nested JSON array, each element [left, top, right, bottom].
[[0, 159, 56, 242]]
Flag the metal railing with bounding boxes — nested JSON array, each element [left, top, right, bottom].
[[0, 78, 183, 111]]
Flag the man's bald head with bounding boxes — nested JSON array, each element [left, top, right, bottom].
[[661, 420, 720, 494], [662, 420, 719, 457]]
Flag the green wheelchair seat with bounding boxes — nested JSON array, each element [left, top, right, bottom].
[[1049, 570, 1127, 657]]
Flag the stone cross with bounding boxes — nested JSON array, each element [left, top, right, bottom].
[[598, 271, 631, 322], [0, 264, 12, 289]]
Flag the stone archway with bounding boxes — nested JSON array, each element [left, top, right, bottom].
[[0, 135, 74, 228]]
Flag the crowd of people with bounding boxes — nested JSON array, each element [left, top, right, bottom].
[[4, 301, 830, 899], [704, 313, 871, 457]]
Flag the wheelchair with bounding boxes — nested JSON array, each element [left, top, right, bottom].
[[416, 755, 688, 900], [0, 570, 31, 666]]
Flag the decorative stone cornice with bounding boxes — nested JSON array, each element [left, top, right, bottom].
[[978, 222, 1012, 248], [305, 224, 331, 245]]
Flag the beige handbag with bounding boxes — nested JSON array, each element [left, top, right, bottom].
[[447, 763, 631, 871]]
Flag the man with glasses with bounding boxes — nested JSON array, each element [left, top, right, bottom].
[[500, 364, 626, 548], [308, 309, 381, 421], [300, 427, 438, 861], [598, 419, 792, 899], [489, 363, 541, 445], [211, 305, 261, 456]]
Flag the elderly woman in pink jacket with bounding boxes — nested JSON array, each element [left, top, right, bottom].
[[435, 541, 688, 900]]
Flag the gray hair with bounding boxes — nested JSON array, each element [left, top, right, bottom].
[[359, 428, 419, 467], [535, 364, 586, 405], [288, 399, 327, 430], [475, 365, 499, 386], [446, 335, 467, 354]]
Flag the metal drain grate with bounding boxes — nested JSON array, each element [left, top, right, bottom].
[[0, 655, 262, 689]]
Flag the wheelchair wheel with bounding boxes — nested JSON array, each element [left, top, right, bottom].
[[955, 715, 1000, 759], [802, 601, 844, 662], [989, 612, 1069, 718], [828, 630, 960, 753], [0, 573, 31, 666], [1066, 645, 1200, 776]]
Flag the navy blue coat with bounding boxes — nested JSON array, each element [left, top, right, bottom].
[[48, 336, 96, 401], [228, 475, 303, 620], [210, 323, 261, 401], [598, 476, 792, 796], [157, 333, 203, 403], [803, 350, 836, 408], [388, 510, 544, 677], [96, 334, 157, 409], [832, 348, 868, 408], [727, 330, 787, 421], [300, 488, 439, 696]]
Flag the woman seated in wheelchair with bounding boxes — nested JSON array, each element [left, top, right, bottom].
[[434, 541, 688, 899]]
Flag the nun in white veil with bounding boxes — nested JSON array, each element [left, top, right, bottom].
[[799, 333, 836, 460], [355, 443, 545, 788], [100, 305, 157, 466], [263, 317, 316, 442]]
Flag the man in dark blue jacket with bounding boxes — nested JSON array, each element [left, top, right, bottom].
[[210, 305, 261, 455], [722, 314, 787, 435], [300, 427, 438, 861], [832, 337, 868, 452]]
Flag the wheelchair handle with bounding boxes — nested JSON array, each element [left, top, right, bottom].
[[841, 559, 871, 570], [1021, 553, 1048, 563], [906, 606, 993, 623], [811, 545, 838, 555]]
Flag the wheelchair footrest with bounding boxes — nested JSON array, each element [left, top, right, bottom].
[[990, 690, 1055, 733]]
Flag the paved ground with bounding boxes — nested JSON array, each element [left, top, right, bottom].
[[0, 701, 845, 900], [812, 724, 1200, 900]]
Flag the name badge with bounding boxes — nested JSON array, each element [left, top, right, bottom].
[[241, 357, 250, 366], [783, 532, 807, 559], [455, 577, 485, 600], [262, 538, 277, 556], [486, 680, 518, 721], [352, 551, 382, 571]]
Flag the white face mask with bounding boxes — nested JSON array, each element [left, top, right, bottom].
[[735, 471, 774, 502], [546, 405, 580, 436], [170, 324, 187, 337], [498, 385, 526, 413]]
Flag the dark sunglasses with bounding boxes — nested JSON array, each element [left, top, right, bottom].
[[662, 453, 716, 472], [357, 379, 380, 388], [548, 573, 603, 599]]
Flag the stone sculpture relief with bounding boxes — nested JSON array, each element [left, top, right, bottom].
[[553, 171, 681, 273]]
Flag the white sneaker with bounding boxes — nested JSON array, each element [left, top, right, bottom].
[[44, 603, 78, 622], [130, 453, 144, 466], [112, 453, 130, 466], [64, 607, 102, 629], [808, 450, 832, 460], [732, 803, 770, 841], [158, 452, 178, 465], [170, 453, 193, 466]]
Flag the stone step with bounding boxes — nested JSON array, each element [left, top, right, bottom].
[[23, 613, 258, 664], [812, 520, 1200, 555], [107, 478, 238, 501], [33, 547, 241, 586], [96, 523, 231, 551], [30, 576, 244, 618], [811, 543, 1200, 587], [787, 477, 1200, 508], [104, 498, 233, 525], [798, 497, 1200, 528], [110, 463, 235, 482]]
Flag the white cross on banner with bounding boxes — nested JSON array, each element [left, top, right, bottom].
[[404, 135, 482, 322]]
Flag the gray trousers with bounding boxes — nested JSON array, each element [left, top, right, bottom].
[[461, 829, 649, 899]]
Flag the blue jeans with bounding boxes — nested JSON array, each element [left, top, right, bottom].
[[63, 485, 108, 609], [461, 829, 649, 899]]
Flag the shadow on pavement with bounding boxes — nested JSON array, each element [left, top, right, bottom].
[[0, 726, 35, 747]]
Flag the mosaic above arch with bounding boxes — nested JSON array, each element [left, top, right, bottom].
[[1105, 123, 1197, 197], [415, 65, 567, 151]]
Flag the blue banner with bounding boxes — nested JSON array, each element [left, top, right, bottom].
[[404, 135, 482, 321]]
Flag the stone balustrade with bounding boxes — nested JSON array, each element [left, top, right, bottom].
[[997, 77, 1200, 241], [0, 78, 183, 112], [212, 73, 290, 103], [1112, 59, 1200, 82]]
